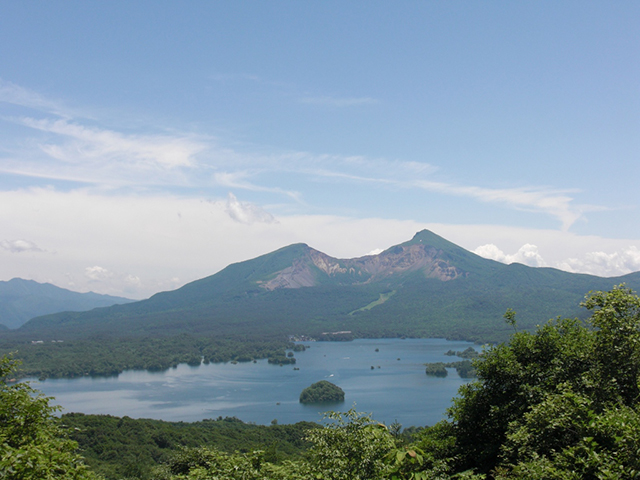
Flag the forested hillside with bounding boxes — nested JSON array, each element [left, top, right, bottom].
[[3, 285, 640, 479], [2, 230, 639, 379]]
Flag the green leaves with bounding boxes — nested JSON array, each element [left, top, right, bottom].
[[446, 285, 640, 478], [0, 355, 100, 480]]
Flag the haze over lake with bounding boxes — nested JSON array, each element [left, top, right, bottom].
[[32, 338, 476, 426]]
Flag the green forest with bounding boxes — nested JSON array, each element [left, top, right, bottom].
[[299, 380, 345, 404], [3, 285, 640, 479], [4, 231, 640, 383], [0, 335, 296, 380]]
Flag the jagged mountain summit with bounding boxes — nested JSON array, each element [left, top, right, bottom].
[[0, 278, 134, 329], [8, 230, 640, 344], [258, 234, 467, 290]]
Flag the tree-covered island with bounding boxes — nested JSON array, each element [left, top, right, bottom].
[[299, 380, 345, 404]]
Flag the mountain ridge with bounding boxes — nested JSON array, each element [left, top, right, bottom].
[[0, 278, 134, 330], [5, 230, 640, 344]]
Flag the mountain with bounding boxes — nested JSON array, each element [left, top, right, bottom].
[[0, 278, 134, 329], [8, 230, 640, 343]]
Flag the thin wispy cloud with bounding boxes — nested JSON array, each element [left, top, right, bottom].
[[1, 116, 208, 189], [0, 78, 74, 118], [304, 160, 587, 230], [214, 171, 302, 202], [413, 180, 586, 231], [22, 118, 204, 169], [0, 81, 599, 232]]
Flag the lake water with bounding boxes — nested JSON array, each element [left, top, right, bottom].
[[30, 338, 476, 427]]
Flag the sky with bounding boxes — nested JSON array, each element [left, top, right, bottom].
[[0, 1, 638, 299]]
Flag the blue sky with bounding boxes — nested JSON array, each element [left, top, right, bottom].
[[0, 1, 638, 298]]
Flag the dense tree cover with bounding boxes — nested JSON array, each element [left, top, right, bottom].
[[433, 284, 640, 478], [425, 363, 448, 377], [449, 360, 475, 378], [0, 335, 296, 379], [0, 356, 100, 479], [151, 409, 403, 480], [299, 381, 345, 404], [425, 360, 476, 379], [445, 346, 479, 359], [60, 413, 318, 480]]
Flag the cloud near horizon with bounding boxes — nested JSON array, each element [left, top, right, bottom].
[[474, 243, 546, 268], [0, 239, 45, 253], [0, 187, 636, 299], [474, 243, 640, 278]]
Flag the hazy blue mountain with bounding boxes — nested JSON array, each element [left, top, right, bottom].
[[11, 230, 640, 343], [0, 278, 134, 329]]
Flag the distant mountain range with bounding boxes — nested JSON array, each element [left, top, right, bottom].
[[7, 230, 640, 343], [0, 278, 134, 329]]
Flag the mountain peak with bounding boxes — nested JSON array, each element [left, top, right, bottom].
[[404, 229, 460, 249], [257, 231, 477, 291]]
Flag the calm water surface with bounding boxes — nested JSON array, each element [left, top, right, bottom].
[[31, 338, 475, 427]]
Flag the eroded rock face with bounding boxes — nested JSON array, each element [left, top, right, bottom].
[[260, 243, 465, 291], [260, 259, 317, 290]]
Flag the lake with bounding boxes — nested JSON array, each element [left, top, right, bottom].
[[30, 338, 476, 427]]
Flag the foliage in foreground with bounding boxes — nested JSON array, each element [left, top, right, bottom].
[[61, 413, 317, 480], [0, 356, 100, 479], [4, 285, 640, 479]]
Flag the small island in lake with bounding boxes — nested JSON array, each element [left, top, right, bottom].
[[299, 380, 345, 404], [425, 362, 448, 377]]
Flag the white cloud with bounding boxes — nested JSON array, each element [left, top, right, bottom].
[[0, 117, 210, 189], [0, 187, 637, 299], [474, 243, 546, 268], [559, 247, 640, 277], [0, 81, 626, 299], [474, 240, 640, 278], [0, 79, 595, 230], [0, 239, 45, 253], [124, 274, 141, 287], [85, 266, 111, 281], [22, 118, 205, 169], [0, 78, 70, 117], [415, 180, 587, 231], [225, 192, 276, 224]]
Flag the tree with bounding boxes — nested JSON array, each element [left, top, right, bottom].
[[299, 380, 345, 403], [306, 408, 396, 480], [434, 285, 640, 478], [0, 355, 100, 480]]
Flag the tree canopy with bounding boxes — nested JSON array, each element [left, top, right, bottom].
[[0, 355, 100, 479], [299, 380, 345, 404]]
